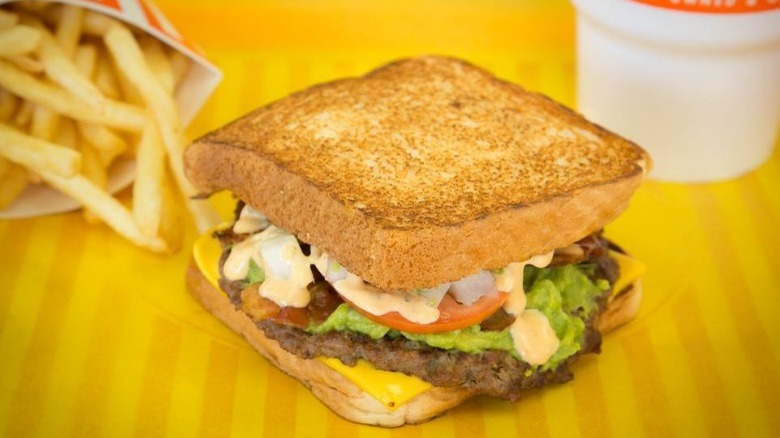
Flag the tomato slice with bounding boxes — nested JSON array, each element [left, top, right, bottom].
[[342, 292, 509, 334]]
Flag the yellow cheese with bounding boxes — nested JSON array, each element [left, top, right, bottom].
[[609, 250, 647, 295], [319, 358, 432, 411], [192, 228, 432, 411], [193, 224, 231, 290]]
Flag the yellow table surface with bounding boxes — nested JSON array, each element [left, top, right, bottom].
[[2, 0, 780, 436]]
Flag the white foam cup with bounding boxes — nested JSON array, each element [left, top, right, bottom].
[[570, 0, 780, 182]]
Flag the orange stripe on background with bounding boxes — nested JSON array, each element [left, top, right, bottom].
[[0, 219, 34, 332], [238, 58, 265, 115], [262, 367, 297, 436], [69, 278, 129, 437], [334, 60, 359, 78], [198, 341, 240, 437], [452, 399, 486, 438], [515, 62, 541, 91], [133, 317, 183, 438], [621, 327, 674, 436], [288, 59, 311, 94], [571, 358, 611, 436], [692, 185, 780, 433], [515, 392, 549, 437], [392, 421, 423, 438], [671, 285, 737, 436], [3, 214, 86, 437], [742, 174, 780, 277], [326, 402, 359, 438]]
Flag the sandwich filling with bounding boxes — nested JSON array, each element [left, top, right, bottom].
[[209, 202, 627, 402]]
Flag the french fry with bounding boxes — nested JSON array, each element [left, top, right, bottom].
[[73, 44, 97, 78], [54, 5, 83, 58], [27, 2, 60, 28], [0, 87, 18, 121], [77, 121, 127, 166], [81, 10, 118, 36], [55, 117, 77, 149], [5, 53, 43, 72], [30, 104, 59, 141], [38, 169, 167, 252], [13, 98, 33, 127], [36, 30, 105, 109], [0, 9, 19, 29], [0, 156, 11, 179], [0, 124, 80, 177], [140, 36, 174, 93], [0, 25, 41, 56], [132, 120, 165, 237], [80, 140, 106, 224], [12, 2, 52, 12], [93, 50, 120, 99], [19, 100, 66, 186], [80, 142, 106, 187], [158, 168, 183, 252], [0, 163, 28, 209], [113, 58, 145, 106], [0, 59, 145, 131], [104, 24, 218, 232]]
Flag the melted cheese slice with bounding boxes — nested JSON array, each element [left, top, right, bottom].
[[610, 250, 647, 295], [319, 358, 432, 411], [193, 224, 231, 290], [192, 229, 431, 410]]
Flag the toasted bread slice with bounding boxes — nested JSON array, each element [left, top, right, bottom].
[[185, 56, 649, 290]]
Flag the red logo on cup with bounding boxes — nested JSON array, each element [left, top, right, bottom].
[[631, 0, 780, 13]]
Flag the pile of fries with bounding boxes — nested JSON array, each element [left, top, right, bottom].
[[0, 2, 218, 252]]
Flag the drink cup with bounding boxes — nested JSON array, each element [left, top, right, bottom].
[[570, 0, 780, 182]]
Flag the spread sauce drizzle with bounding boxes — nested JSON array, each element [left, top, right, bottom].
[[225, 205, 563, 363], [495, 251, 559, 365], [224, 223, 313, 308]]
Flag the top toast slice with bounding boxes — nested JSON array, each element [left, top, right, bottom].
[[185, 56, 649, 290]]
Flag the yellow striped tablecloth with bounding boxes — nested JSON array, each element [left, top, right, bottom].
[[2, 1, 779, 436]]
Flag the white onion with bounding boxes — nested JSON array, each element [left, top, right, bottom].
[[313, 253, 349, 283], [259, 234, 295, 279], [417, 283, 451, 307], [449, 271, 497, 305], [324, 260, 348, 283]]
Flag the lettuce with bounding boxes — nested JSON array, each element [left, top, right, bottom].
[[309, 264, 608, 369]]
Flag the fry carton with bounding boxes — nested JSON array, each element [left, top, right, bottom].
[[0, 0, 222, 219]]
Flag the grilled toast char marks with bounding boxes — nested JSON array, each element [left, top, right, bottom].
[[185, 56, 649, 291]]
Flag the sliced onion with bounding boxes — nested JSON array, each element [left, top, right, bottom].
[[314, 254, 349, 283], [417, 283, 451, 308], [449, 271, 497, 305], [325, 261, 348, 283], [259, 234, 296, 279]]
